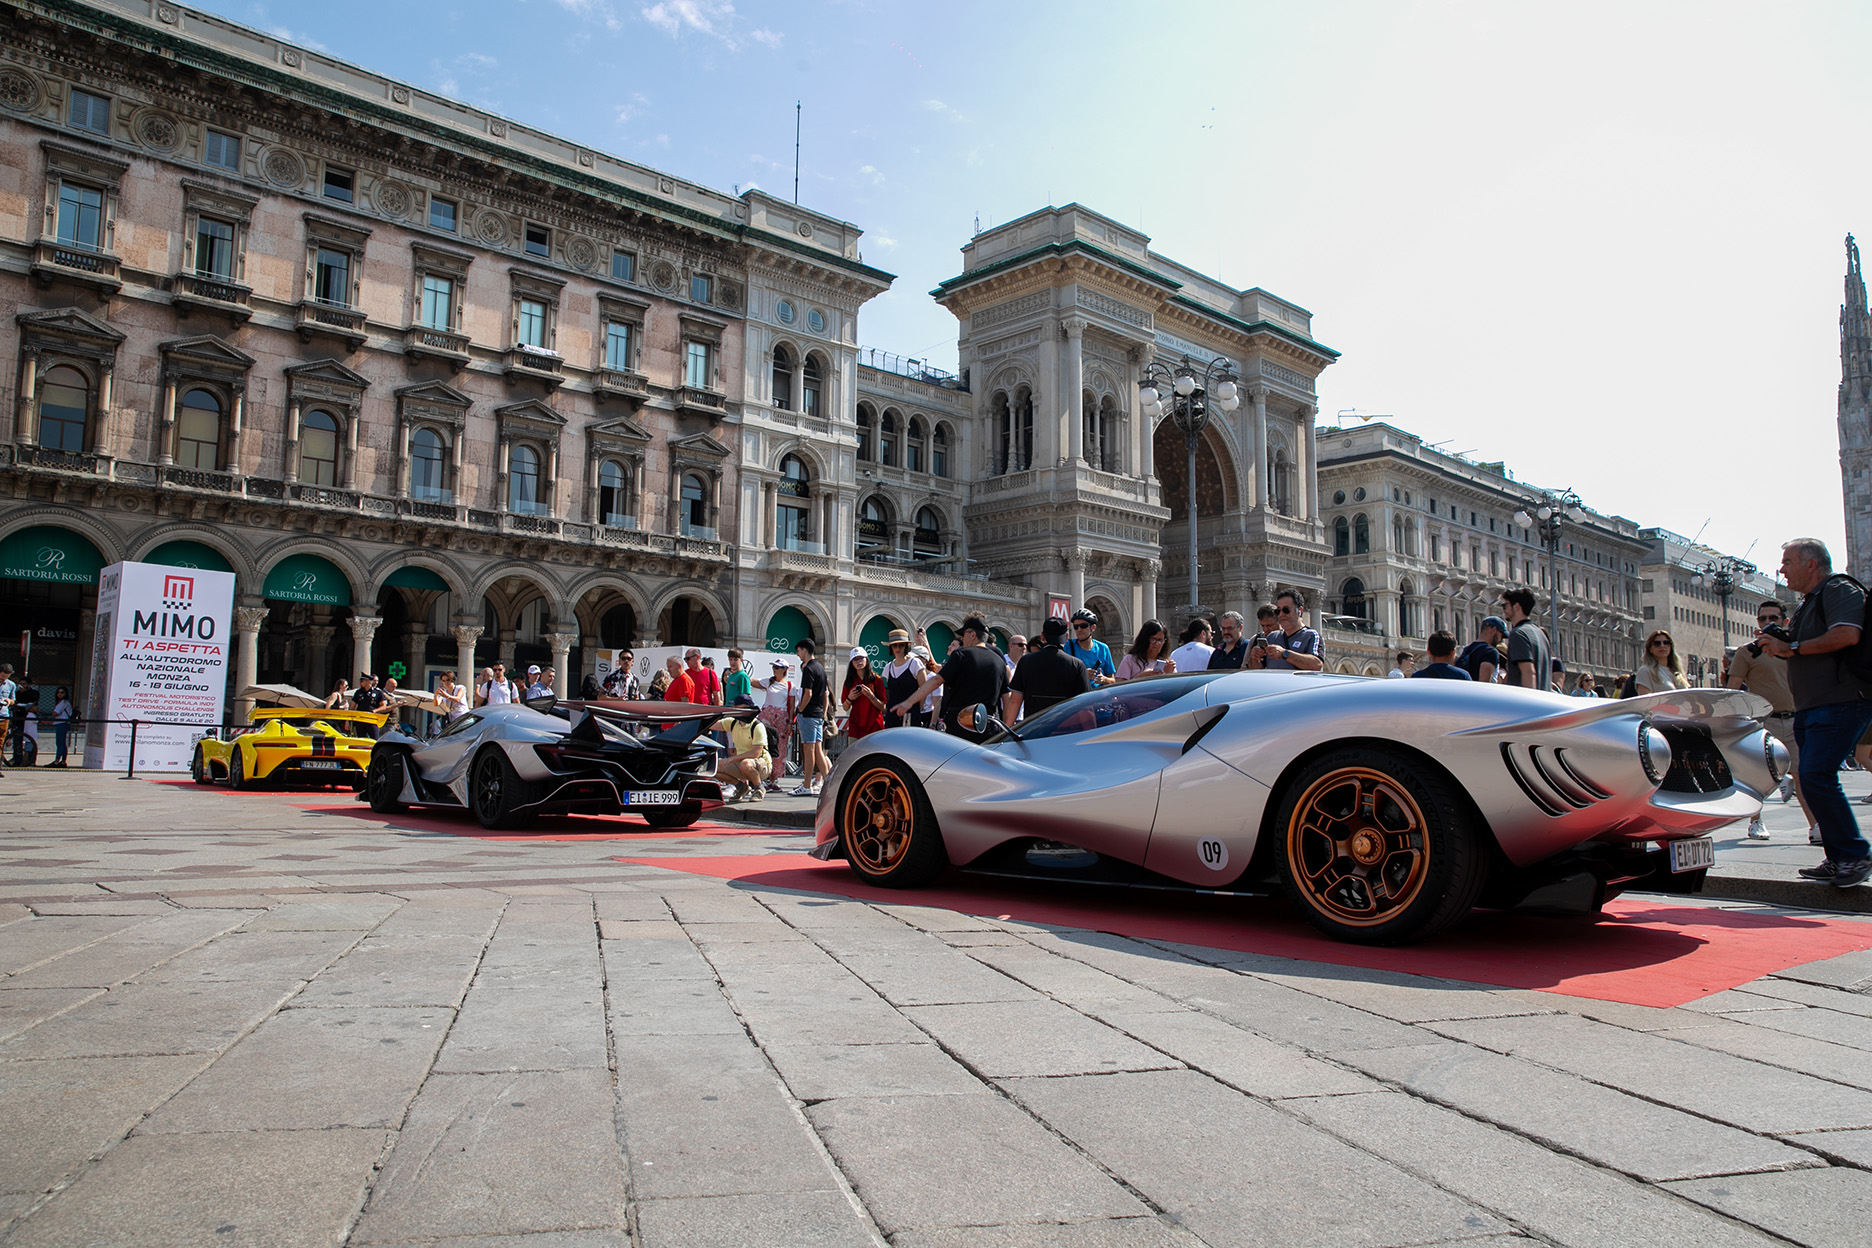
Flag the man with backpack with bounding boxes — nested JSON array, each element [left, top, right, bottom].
[[1751, 538, 1872, 889]]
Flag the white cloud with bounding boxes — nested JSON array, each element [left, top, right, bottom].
[[750, 28, 783, 48], [615, 91, 652, 125], [858, 164, 886, 187], [638, 1, 779, 51], [269, 26, 328, 53], [923, 99, 968, 123], [555, 0, 625, 32]]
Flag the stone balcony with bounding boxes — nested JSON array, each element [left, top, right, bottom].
[[593, 368, 650, 405], [503, 345, 564, 389], [403, 325, 472, 369], [172, 272, 253, 322], [295, 299, 368, 351], [676, 386, 727, 419], [30, 239, 122, 293]]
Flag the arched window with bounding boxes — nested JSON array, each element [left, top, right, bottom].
[[299, 409, 339, 486], [914, 506, 943, 560], [1393, 517, 1405, 552], [992, 391, 1012, 474], [410, 427, 449, 503], [177, 388, 222, 471], [879, 410, 899, 467], [36, 364, 89, 453], [932, 424, 950, 478], [1333, 515, 1350, 557], [1354, 513, 1371, 555], [1341, 577, 1368, 620], [508, 444, 543, 514], [776, 454, 811, 550], [802, 354, 823, 417], [1082, 390, 1098, 468], [857, 495, 890, 561], [1097, 394, 1119, 471], [680, 473, 709, 536], [906, 417, 925, 473], [1269, 444, 1292, 514], [856, 404, 875, 461], [1013, 386, 1034, 472], [598, 459, 631, 527], [1399, 578, 1417, 637], [771, 344, 794, 410]]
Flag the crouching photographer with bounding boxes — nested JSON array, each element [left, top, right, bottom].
[[1750, 539, 1872, 889]]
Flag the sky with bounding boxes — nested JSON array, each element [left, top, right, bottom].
[[190, 0, 1872, 566]]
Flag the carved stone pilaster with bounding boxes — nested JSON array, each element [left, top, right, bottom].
[[346, 615, 382, 685]]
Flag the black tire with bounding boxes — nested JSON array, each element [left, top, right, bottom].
[[470, 748, 537, 830], [366, 751, 409, 813], [838, 757, 946, 888], [227, 745, 251, 790], [191, 746, 214, 785], [1272, 746, 1485, 946], [642, 805, 701, 829]]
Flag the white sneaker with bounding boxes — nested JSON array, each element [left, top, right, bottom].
[[790, 784, 815, 797], [1810, 826, 1826, 845], [1746, 817, 1771, 841], [1857, 792, 1872, 805]]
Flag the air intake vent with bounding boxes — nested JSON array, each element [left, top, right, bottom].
[[1656, 724, 1732, 794]]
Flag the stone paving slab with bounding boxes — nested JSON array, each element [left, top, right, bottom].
[[0, 987, 101, 1044], [633, 1191, 879, 1248], [902, 999, 1181, 1078], [1340, 1040, 1817, 1180], [134, 928, 359, 986], [4, 911, 260, 988], [140, 1005, 452, 1132], [292, 933, 490, 1009], [805, 1093, 1148, 1236], [1432, 1013, 1872, 1134], [1095, 1007, 1380, 1100], [1783, 1128, 1872, 1168], [1668, 1167, 1872, 1248], [760, 1040, 988, 1101], [0, 1054, 209, 1197], [889, 1219, 1208, 1248], [436, 983, 608, 1073], [1290, 1091, 1786, 1248], [4, 1127, 387, 1248], [0, 979, 292, 1060], [353, 1069, 628, 1244]]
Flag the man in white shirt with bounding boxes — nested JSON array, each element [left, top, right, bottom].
[[1169, 619, 1215, 675], [482, 664, 516, 705]]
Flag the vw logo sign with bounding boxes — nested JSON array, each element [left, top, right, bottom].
[[34, 546, 65, 570]]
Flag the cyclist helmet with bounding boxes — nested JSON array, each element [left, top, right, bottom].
[[1070, 608, 1099, 625]]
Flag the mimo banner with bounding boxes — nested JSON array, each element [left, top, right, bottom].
[[83, 561, 235, 772]]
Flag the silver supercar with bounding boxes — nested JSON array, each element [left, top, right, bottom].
[[810, 672, 1785, 944], [366, 700, 747, 830]]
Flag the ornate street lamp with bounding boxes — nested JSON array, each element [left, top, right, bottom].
[[1513, 488, 1587, 680], [1139, 355, 1239, 614], [1692, 554, 1756, 667]]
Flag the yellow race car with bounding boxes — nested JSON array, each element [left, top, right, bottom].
[[192, 708, 388, 790]]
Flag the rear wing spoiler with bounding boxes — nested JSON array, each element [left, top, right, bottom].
[[546, 698, 758, 726], [1452, 687, 1772, 737]]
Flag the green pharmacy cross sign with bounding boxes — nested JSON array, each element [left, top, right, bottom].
[[387, 661, 408, 680]]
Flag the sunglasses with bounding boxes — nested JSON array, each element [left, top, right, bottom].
[[1651, 640, 1671, 648], [1277, 607, 1298, 616], [1073, 622, 1092, 629], [1757, 615, 1781, 623]]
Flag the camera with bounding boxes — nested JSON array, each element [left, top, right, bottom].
[[1747, 622, 1792, 658]]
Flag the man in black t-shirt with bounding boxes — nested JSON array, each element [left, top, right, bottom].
[[892, 615, 1007, 743], [350, 673, 389, 740], [792, 639, 831, 796], [1006, 618, 1090, 720], [1497, 589, 1551, 690]]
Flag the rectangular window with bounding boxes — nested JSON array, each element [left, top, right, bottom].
[[605, 322, 632, 371], [611, 251, 635, 282], [56, 182, 104, 251], [195, 217, 235, 277], [517, 298, 547, 348], [690, 274, 713, 303], [429, 197, 457, 233], [685, 341, 711, 389], [524, 223, 550, 257], [322, 165, 355, 203], [314, 247, 351, 305], [421, 274, 454, 330], [200, 130, 241, 172], [69, 89, 110, 135]]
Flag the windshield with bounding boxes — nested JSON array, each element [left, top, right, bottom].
[[1005, 673, 1222, 742]]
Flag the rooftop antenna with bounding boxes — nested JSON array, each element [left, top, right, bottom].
[[792, 101, 800, 204], [973, 212, 980, 236]]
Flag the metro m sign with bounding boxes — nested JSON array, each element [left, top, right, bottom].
[[1048, 595, 1071, 622]]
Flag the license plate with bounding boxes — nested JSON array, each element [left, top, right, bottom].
[[1669, 837, 1715, 872], [301, 760, 341, 771], [624, 790, 681, 805]]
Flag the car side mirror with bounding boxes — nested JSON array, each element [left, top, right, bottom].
[[959, 703, 1005, 734]]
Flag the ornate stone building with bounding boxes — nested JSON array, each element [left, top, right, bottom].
[[1840, 234, 1871, 579], [933, 205, 1338, 644], [1316, 423, 1648, 687], [0, 0, 1041, 717]]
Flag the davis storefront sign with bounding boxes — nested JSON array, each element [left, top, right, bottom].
[[84, 561, 235, 772], [0, 525, 105, 584]]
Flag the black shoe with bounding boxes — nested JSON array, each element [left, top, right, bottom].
[[1798, 860, 1838, 880], [1832, 859, 1872, 889]]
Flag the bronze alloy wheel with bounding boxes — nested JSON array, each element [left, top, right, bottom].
[[1286, 766, 1431, 928], [843, 765, 918, 875]]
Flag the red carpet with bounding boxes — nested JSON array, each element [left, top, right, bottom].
[[618, 853, 1872, 1009]]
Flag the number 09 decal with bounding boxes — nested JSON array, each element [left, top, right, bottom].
[[1198, 837, 1230, 871]]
